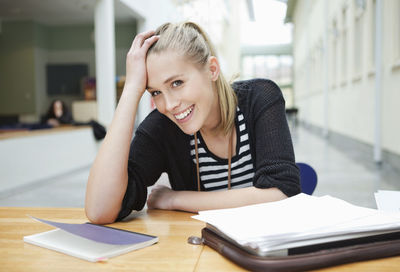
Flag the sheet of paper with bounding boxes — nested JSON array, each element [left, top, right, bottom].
[[375, 190, 400, 212], [30, 216, 156, 245]]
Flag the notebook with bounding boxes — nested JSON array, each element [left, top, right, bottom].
[[23, 216, 158, 262]]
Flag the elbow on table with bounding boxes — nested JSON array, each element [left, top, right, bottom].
[[85, 204, 118, 225]]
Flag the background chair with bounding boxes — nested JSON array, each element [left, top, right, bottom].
[[296, 163, 318, 195]]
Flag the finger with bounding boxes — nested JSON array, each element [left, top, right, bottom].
[[149, 185, 163, 196], [146, 198, 154, 209], [132, 30, 156, 49], [147, 193, 154, 204], [148, 187, 157, 195], [141, 35, 159, 51]]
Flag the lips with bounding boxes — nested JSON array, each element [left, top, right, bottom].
[[174, 105, 194, 121]]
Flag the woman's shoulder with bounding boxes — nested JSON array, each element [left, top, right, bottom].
[[233, 78, 284, 107]]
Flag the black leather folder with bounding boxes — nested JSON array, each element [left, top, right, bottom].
[[202, 227, 400, 272]]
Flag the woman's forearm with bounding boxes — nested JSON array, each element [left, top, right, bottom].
[[171, 187, 287, 213], [85, 89, 142, 224], [85, 30, 159, 224]]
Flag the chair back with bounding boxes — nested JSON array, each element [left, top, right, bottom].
[[296, 163, 318, 195]]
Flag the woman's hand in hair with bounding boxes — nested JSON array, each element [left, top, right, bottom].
[[125, 30, 159, 98]]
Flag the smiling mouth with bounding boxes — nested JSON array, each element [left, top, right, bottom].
[[174, 105, 194, 121]]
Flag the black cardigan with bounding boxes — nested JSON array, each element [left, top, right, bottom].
[[117, 78, 300, 220]]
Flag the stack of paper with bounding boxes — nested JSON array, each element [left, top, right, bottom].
[[192, 194, 400, 256], [375, 190, 400, 212]]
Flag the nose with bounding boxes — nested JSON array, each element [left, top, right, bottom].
[[164, 92, 180, 112]]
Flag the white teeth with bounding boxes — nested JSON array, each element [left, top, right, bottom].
[[175, 106, 193, 120]]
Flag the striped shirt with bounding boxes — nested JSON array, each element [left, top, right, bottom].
[[190, 107, 255, 191]]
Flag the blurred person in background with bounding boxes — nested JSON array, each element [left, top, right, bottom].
[[42, 100, 73, 127], [42, 99, 106, 140]]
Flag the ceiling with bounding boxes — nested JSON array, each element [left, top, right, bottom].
[[0, 0, 137, 25]]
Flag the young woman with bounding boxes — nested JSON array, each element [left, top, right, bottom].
[[85, 22, 300, 224], [42, 100, 73, 127], [41, 99, 106, 140]]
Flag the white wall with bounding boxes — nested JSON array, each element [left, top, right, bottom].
[[381, 0, 400, 156], [0, 128, 98, 194], [292, 0, 400, 157]]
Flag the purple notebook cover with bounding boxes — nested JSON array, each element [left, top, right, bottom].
[[29, 216, 156, 245]]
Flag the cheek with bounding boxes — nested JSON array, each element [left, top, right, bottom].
[[153, 97, 166, 114]]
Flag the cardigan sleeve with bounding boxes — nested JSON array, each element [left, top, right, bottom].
[[116, 117, 167, 220], [249, 79, 301, 197]]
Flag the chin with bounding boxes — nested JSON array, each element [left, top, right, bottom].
[[166, 113, 200, 135], [179, 127, 198, 136], [176, 123, 199, 136]]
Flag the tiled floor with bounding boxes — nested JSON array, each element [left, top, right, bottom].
[[291, 126, 399, 208], [0, 126, 399, 208], [0, 167, 89, 207]]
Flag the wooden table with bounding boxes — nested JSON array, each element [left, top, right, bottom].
[[1, 207, 399, 271]]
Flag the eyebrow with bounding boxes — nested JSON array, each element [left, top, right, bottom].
[[147, 74, 183, 90]]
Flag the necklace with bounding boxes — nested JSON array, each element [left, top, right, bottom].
[[194, 128, 234, 191]]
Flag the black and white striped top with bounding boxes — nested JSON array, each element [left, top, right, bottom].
[[190, 107, 255, 191]]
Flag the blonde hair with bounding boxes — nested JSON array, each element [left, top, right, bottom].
[[148, 22, 237, 135]]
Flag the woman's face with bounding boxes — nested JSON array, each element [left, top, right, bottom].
[[146, 50, 219, 135], [53, 100, 63, 118]]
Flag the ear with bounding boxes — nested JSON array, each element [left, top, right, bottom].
[[208, 56, 220, 81]]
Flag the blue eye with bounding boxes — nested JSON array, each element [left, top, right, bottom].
[[151, 90, 161, 97], [172, 80, 183, 87]]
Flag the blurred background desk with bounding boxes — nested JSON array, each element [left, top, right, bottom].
[[0, 207, 399, 271], [0, 126, 98, 198]]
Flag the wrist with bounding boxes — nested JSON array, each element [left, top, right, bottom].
[[120, 85, 144, 104], [170, 190, 181, 210]]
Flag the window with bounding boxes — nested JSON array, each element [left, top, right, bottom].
[[331, 20, 338, 87], [255, 55, 268, 78], [341, 7, 348, 84], [354, 0, 365, 77], [240, 54, 293, 84], [311, 50, 316, 91], [398, 1, 400, 59], [316, 40, 323, 91], [369, 0, 376, 68], [265, 56, 280, 80], [395, 0, 400, 61], [279, 55, 293, 86]]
